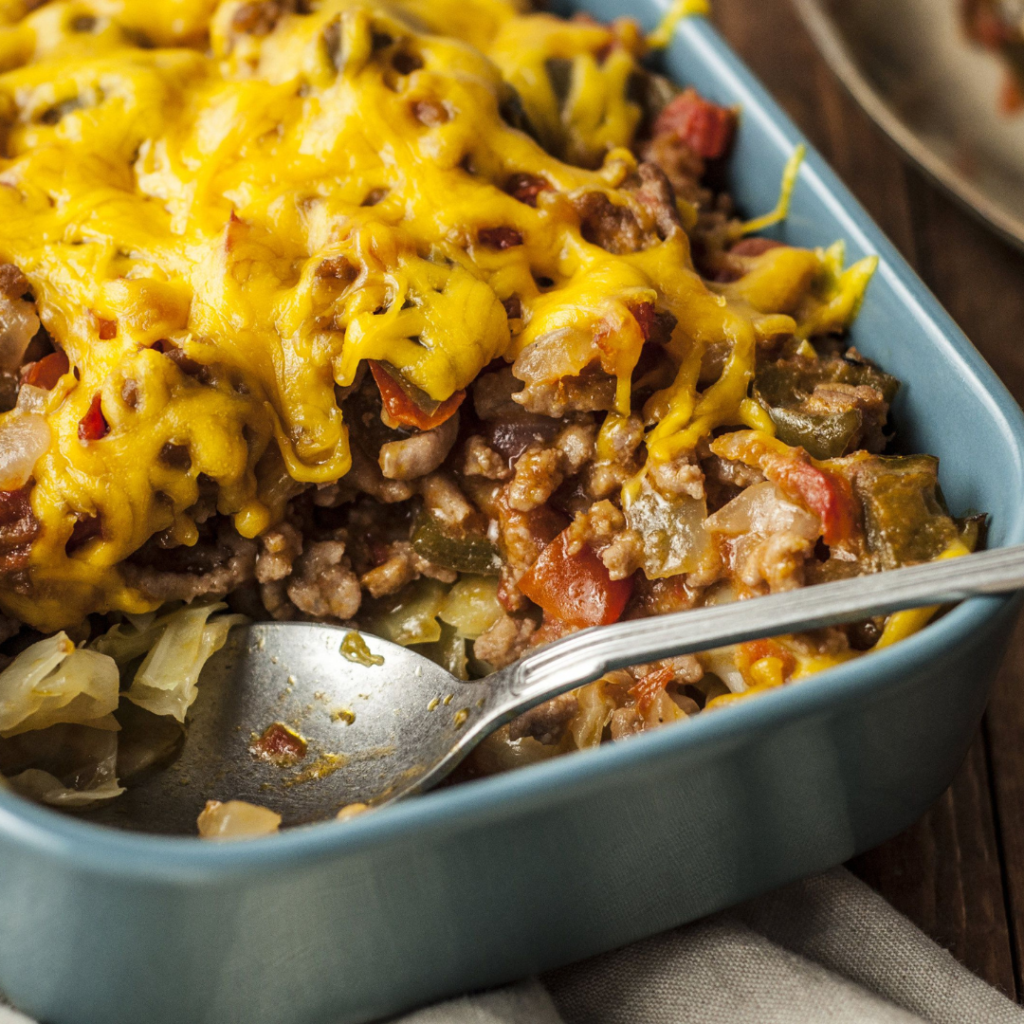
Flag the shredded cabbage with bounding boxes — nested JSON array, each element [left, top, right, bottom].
[[0, 633, 120, 738], [0, 604, 244, 808], [95, 603, 245, 722], [2, 724, 124, 807]]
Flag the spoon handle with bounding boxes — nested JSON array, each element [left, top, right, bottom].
[[501, 543, 1024, 712]]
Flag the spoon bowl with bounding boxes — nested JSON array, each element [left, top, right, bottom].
[[83, 543, 1024, 835], [84, 625, 483, 834]]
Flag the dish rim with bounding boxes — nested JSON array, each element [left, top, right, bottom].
[[791, 0, 1024, 253], [1, 8, 1023, 880]]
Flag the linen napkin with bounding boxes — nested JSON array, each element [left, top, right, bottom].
[[3, 867, 1021, 1024]]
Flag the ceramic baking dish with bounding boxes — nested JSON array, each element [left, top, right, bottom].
[[2, 4, 1024, 1023]]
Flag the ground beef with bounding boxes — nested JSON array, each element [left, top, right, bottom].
[[419, 473, 475, 529], [359, 540, 456, 598], [342, 445, 415, 504], [509, 692, 579, 745], [121, 530, 256, 604], [378, 414, 460, 481], [648, 450, 705, 500], [460, 435, 511, 480], [638, 132, 707, 206], [630, 654, 704, 685], [735, 531, 814, 593], [473, 611, 537, 669], [626, 162, 683, 240], [255, 522, 302, 583], [700, 447, 767, 510], [472, 367, 524, 421], [507, 447, 566, 512], [574, 191, 649, 255], [265, 539, 361, 621], [513, 364, 617, 418], [230, 0, 293, 36], [563, 499, 641, 580]]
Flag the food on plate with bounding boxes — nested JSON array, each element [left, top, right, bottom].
[[0, 0, 981, 817], [962, 0, 1024, 112]]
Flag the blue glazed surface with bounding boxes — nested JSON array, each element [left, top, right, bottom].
[[2, 4, 1024, 1023]]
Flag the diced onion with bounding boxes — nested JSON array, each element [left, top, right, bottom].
[[0, 295, 39, 373], [0, 412, 50, 490], [15, 384, 47, 415], [705, 481, 820, 541], [197, 799, 282, 840]]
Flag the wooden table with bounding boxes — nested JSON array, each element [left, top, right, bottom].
[[711, 0, 1024, 1000]]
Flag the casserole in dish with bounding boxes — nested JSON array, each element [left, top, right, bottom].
[[1, 1, 1023, 1022]]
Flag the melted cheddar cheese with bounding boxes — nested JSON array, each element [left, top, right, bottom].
[[0, 0, 871, 630]]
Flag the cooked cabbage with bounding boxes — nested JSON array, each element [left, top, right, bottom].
[[0, 632, 120, 738], [95, 603, 245, 722], [2, 724, 124, 807]]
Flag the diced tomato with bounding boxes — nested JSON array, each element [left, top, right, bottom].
[[249, 722, 307, 766], [506, 173, 551, 207], [369, 361, 465, 431], [23, 350, 69, 390], [629, 666, 674, 716], [78, 394, 108, 442], [762, 454, 855, 547], [518, 529, 633, 629], [653, 88, 736, 160], [478, 227, 523, 250]]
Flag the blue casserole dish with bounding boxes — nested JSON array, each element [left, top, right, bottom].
[[2, 4, 1024, 1023]]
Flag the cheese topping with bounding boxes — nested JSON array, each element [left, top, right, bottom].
[[0, 0, 871, 629]]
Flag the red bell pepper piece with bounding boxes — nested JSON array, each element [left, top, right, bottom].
[[78, 394, 108, 442], [23, 351, 69, 390], [653, 88, 736, 160], [518, 530, 633, 629], [368, 361, 465, 432]]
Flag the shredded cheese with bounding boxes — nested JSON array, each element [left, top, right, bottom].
[[0, 0, 870, 629]]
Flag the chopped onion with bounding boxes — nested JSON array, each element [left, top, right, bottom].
[[0, 411, 49, 491], [512, 327, 596, 384], [15, 384, 47, 415], [197, 799, 281, 840], [705, 481, 820, 541], [0, 295, 39, 373]]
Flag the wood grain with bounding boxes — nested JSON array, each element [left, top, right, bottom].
[[712, 0, 1024, 999]]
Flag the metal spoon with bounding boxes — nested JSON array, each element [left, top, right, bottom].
[[86, 544, 1024, 834]]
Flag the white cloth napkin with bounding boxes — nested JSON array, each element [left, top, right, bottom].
[[3, 868, 1021, 1024], [398, 869, 1023, 1024]]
